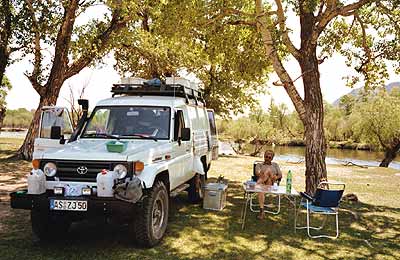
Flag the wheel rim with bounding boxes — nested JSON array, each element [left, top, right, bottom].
[[151, 190, 167, 239]]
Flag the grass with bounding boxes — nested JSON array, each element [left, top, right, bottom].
[[0, 137, 399, 260]]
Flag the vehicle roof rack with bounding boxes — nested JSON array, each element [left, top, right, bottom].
[[111, 77, 205, 105]]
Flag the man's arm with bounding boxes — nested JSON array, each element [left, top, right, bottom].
[[273, 162, 283, 179]]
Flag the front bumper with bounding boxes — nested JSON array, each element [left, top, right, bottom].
[[10, 190, 137, 218]]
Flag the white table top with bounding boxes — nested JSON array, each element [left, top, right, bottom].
[[242, 183, 300, 196]]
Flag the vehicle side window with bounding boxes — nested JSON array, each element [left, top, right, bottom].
[[174, 110, 185, 141]]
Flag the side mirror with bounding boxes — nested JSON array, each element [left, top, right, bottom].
[[78, 99, 89, 112], [181, 128, 191, 141], [50, 126, 61, 140]]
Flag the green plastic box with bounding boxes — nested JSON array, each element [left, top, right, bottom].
[[106, 141, 128, 153]]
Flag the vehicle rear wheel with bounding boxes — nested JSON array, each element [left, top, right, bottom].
[[187, 173, 206, 204], [31, 210, 71, 242], [133, 180, 169, 247]]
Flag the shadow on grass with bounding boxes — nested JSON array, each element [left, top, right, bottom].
[[0, 178, 399, 260]]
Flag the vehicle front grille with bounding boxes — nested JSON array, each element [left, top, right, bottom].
[[41, 160, 127, 182]]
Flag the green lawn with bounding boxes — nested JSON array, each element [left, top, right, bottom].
[[0, 138, 399, 260]]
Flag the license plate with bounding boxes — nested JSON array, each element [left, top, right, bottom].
[[50, 199, 88, 211]]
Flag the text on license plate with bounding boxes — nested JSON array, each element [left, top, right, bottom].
[[50, 199, 88, 211]]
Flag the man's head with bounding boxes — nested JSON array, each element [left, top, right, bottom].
[[264, 150, 274, 164]]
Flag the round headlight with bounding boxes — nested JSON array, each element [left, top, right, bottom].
[[113, 164, 127, 179], [44, 162, 57, 177]]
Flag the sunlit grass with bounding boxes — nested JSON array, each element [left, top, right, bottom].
[[0, 138, 399, 259]]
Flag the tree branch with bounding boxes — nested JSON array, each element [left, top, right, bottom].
[[355, 13, 372, 62], [25, 0, 45, 96], [314, 0, 374, 43], [65, 8, 128, 79], [274, 0, 301, 61], [225, 20, 256, 27], [46, 0, 79, 87], [255, 0, 306, 122]]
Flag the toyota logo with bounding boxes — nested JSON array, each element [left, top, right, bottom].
[[77, 166, 88, 175]]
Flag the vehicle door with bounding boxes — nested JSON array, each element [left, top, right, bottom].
[[207, 109, 219, 160], [169, 109, 193, 189], [33, 107, 73, 159]]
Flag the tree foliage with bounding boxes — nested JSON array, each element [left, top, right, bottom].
[[17, 0, 139, 159], [350, 89, 400, 166], [114, 0, 271, 116], [319, 1, 400, 89], [0, 75, 11, 108], [0, 75, 12, 129]]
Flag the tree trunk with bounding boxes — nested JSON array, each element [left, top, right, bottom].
[[0, 106, 5, 130], [379, 140, 400, 167], [0, 0, 12, 86], [18, 92, 59, 159], [300, 49, 327, 194]]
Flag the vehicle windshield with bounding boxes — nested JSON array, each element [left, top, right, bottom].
[[81, 106, 171, 140]]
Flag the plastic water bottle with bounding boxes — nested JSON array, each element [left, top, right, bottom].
[[96, 169, 117, 197], [27, 169, 46, 194], [286, 170, 292, 194]]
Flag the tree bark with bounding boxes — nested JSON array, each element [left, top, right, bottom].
[[299, 7, 328, 194], [379, 140, 400, 167], [0, 106, 5, 130], [301, 52, 328, 193], [0, 0, 12, 85]]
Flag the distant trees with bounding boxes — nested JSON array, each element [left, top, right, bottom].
[[220, 101, 303, 155], [351, 90, 400, 167], [3, 108, 34, 129], [220, 87, 400, 167]]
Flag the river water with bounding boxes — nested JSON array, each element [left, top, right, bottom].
[[1, 131, 399, 170], [224, 143, 400, 170]]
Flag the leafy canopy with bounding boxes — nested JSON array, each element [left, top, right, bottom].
[[114, 0, 271, 116]]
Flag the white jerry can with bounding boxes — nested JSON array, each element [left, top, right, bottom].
[[27, 169, 46, 194], [96, 170, 117, 197]]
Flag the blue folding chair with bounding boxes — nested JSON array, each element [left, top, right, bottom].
[[296, 181, 345, 239], [249, 161, 282, 214]]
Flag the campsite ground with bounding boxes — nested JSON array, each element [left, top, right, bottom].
[[0, 138, 399, 260]]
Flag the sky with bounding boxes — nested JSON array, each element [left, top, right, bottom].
[[8, 47, 399, 112], [4, 4, 400, 112]]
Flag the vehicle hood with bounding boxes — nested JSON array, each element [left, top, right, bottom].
[[40, 139, 168, 162]]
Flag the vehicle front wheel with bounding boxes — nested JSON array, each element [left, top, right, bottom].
[[133, 180, 169, 247]]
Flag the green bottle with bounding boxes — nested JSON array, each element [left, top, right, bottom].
[[286, 170, 292, 193]]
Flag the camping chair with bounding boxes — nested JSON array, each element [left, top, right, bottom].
[[249, 161, 282, 214], [296, 181, 345, 239]]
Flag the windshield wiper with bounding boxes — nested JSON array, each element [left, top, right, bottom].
[[123, 134, 157, 142], [83, 133, 120, 139]]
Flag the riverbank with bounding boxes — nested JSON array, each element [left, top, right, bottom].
[[0, 138, 399, 259]]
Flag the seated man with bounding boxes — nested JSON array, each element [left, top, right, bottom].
[[255, 150, 282, 219]]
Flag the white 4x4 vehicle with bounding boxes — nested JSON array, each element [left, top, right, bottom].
[[11, 77, 218, 247]]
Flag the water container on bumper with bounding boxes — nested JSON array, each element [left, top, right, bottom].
[[96, 169, 117, 197], [27, 169, 46, 194]]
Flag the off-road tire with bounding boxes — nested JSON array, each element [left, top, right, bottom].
[[187, 173, 206, 204], [31, 210, 71, 242], [133, 180, 169, 247]]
